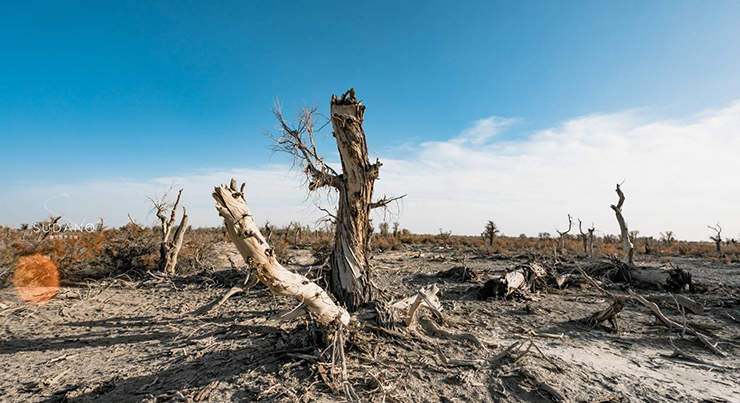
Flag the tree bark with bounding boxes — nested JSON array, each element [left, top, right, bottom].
[[610, 184, 633, 265], [327, 90, 377, 311], [213, 179, 350, 327]]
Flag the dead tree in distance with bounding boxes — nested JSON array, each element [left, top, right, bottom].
[[555, 214, 573, 255], [269, 89, 404, 311], [578, 219, 595, 258], [610, 183, 633, 265], [482, 220, 500, 246], [708, 223, 723, 258], [151, 188, 189, 275]]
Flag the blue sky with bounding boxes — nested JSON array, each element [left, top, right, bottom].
[[2, 2, 740, 239]]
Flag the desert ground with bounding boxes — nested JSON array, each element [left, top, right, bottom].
[[1, 242, 738, 403]]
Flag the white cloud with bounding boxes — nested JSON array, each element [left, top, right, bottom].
[[372, 102, 740, 240], [3, 101, 740, 240]]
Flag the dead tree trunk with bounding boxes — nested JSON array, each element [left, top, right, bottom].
[[588, 226, 595, 257], [708, 223, 722, 258], [270, 89, 403, 311], [610, 184, 633, 265], [578, 219, 596, 258], [212, 180, 350, 326], [154, 189, 189, 275], [555, 214, 572, 255], [327, 90, 380, 311]]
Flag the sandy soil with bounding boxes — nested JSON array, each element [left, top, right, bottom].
[[1, 245, 738, 402]]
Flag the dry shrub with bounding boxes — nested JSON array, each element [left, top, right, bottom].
[[372, 235, 402, 252], [176, 227, 224, 275]]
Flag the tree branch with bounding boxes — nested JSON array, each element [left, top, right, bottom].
[[369, 194, 407, 210], [268, 102, 341, 191]]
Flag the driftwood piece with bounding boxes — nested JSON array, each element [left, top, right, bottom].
[[212, 179, 350, 327], [396, 285, 443, 327], [419, 318, 488, 351], [584, 297, 625, 333], [645, 294, 704, 315], [629, 291, 724, 357], [480, 271, 525, 300]]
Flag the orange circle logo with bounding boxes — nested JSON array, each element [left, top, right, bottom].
[[13, 254, 60, 304]]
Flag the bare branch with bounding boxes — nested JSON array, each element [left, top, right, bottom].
[[369, 194, 407, 210], [612, 183, 626, 211], [267, 101, 341, 191], [708, 222, 722, 242], [556, 214, 573, 236]]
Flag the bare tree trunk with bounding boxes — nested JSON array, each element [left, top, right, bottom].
[[578, 218, 589, 257], [270, 89, 403, 311], [610, 184, 633, 265], [556, 214, 572, 255], [213, 180, 349, 327], [155, 189, 189, 275], [588, 228, 595, 257], [327, 90, 378, 311]]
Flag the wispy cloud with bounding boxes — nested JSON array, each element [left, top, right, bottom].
[[3, 102, 740, 240], [451, 116, 519, 146]]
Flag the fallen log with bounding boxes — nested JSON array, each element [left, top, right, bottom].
[[630, 266, 693, 292], [207, 179, 350, 327]]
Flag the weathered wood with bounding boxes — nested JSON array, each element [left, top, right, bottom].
[[480, 270, 526, 299], [629, 291, 724, 357], [610, 184, 634, 265], [645, 294, 704, 314], [213, 179, 350, 327], [584, 297, 625, 333], [327, 89, 377, 311], [631, 266, 693, 292]]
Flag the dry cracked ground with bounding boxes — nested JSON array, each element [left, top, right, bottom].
[[1, 244, 739, 402]]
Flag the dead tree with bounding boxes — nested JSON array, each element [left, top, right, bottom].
[[193, 179, 490, 401], [269, 89, 403, 311], [708, 223, 723, 257], [481, 220, 499, 246], [151, 188, 189, 275], [610, 184, 633, 265], [577, 219, 595, 258], [555, 214, 573, 255]]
